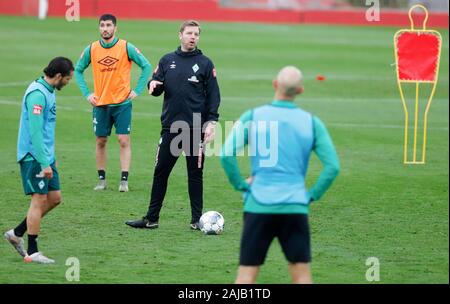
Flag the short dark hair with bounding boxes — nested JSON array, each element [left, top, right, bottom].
[[43, 57, 74, 78], [99, 14, 117, 25], [179, 20, 201, 33]]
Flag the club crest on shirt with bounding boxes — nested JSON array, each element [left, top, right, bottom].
[[33, 105, 43, 115], [192, 64, 199, 73], [50, 104, 56, 115], [170, 61, 176, 69]]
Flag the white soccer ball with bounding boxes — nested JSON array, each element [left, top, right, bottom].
[[199, 211, 225, 235]]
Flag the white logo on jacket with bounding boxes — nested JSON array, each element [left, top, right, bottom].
[[187, 75, 199, 83]]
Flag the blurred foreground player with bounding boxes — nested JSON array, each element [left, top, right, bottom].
[[221, 66, 340, 283]]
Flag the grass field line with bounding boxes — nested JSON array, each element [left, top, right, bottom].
[[1, 74, 448, 86], [1, 99, 447, 131], [221, 97, 450, 104], [3, 96, 449, 104], [0, 81, 30, 87]]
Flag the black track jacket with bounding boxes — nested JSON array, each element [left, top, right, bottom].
[[148, 47, 221, 129]]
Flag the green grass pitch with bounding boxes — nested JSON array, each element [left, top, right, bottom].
[[0, 16, 448, 283]]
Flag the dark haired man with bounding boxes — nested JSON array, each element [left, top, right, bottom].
[[75, 14, 152, 192], [4, 57, 73, 264], [126, 20, 221, 230]]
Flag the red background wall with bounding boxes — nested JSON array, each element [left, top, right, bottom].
[[0, 0, 448, 28]]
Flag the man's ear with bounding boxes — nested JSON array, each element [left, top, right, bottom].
[[297, 86, 304, 95], [272, 79, 278, 90]]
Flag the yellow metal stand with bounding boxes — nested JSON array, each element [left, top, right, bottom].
[[394, 5, 442, 164]]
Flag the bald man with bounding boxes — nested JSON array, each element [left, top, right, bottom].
[[220, 66, 340, 284]]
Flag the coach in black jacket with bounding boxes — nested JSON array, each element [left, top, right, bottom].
[[126, 20, 221, 230]]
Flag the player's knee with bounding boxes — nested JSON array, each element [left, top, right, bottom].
[[52, 200, 61, 209], [30, 195, 47, 214], [32, 194, 47, 204], [51, 195, 62, 207], [47, 192, 62, 207], [96, 137, 108, 148], [118, 136, 130, 148]]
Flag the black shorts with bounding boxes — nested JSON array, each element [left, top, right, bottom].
[[239, 212, 311, 266]]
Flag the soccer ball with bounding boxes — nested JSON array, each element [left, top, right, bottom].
[[199, 211, 225, 235]]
